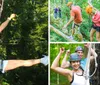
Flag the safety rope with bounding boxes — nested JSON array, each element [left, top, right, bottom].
[[83, 44, 98, 85], [0, 0, 4, 18], [83, 44, 91, 80], [89, 44, 98, 78]]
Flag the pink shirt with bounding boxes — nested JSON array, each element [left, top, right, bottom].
[[92, 11, 100, 27], [70, 6, 82, 24]]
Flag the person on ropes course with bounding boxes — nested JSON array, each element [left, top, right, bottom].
[[86, 2, 100, 42], [51, 48, 90, 85], [62, 2, 83, 41], [61, 43, 97, 71], [0, 14, 48, 73]]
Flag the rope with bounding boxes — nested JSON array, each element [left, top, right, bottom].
[[0, 0, 4, 18], [89, 44, 98, 78], [83, 44, 98, 85], [83, 44, 91, 85], [84, 44, 91, 79]]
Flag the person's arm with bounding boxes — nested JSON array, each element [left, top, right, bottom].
[[88, 1, 93, 7], [0, 14, 16, 33], [90, 48, 97, 60], [88, 2, 97, 11], [61, 50, 70, 68], [51, 48, 72, 77], [84, 44, 89, 58], [84, 43, 97, 59], [62, 16, 74, 29]]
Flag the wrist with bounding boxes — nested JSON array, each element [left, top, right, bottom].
[[7, 17, 11, 21], [59, 52, 63, 56]]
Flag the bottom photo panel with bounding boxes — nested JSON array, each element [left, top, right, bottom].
[[50, 43, 100, 85]]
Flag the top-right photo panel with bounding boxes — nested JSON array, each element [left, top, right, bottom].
[[50, 0, 100, 42]]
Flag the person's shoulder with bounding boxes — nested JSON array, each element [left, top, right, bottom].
[[75, 6, 81, 9], [72, 6, 80, 10], [96, 11, 100, 15]]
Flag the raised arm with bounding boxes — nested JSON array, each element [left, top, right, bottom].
[[87, 1, 97, 11], [61, 49, 70, 68], [0, 14, 16, 33], [84, 43, 97, 59], [51, 48, 72, 77]]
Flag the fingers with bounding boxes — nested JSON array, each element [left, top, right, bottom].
[[84, 43, 90, 48], [10, 14, 16, 19], [60, 47, 65, 53], [65, 49, 70, 55], [67, 49, 70, 53]]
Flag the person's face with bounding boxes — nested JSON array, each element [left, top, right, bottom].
[[71, 61, 80, 70], [76, 51, 83, 59]]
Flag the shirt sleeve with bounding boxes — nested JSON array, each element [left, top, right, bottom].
[[70, 10, 75, 17]]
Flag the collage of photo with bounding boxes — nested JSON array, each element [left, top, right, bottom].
[[0, 0, 100, 85], [50, 0, 100, 85]]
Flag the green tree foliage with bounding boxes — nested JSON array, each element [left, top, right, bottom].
[[0, 0, 48, 85], [50, 0, 100, 42]]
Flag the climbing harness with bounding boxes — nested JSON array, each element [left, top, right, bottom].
[[0, 0, 4, 18]]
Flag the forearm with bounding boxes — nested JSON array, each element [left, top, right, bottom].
[[51, 52, 62, 69], [0, 18, 10, 33], [84, 47, 88, 58], [91, 48, 97, 57], [61, 54, 69, 68], [88, 1, 93, 7], [63, 16, 74, 28], [66, 18, 73, 27], [88, 2, 97, 11]]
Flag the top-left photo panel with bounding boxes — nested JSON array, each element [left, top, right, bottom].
[[50, 0, 100, 42], [0, 0, 48, 85]]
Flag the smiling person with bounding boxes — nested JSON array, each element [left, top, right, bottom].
[[61, 44, 97, 70], [51, 48, 90, 85]]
